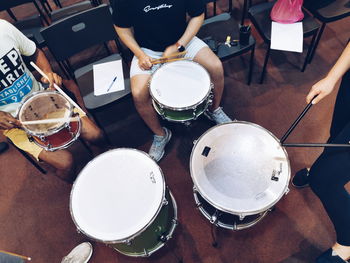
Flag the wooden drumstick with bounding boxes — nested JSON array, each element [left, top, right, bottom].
[[21, 116, 80, 125], [29, 62, 86, 115], [0, 250, 31, 261]]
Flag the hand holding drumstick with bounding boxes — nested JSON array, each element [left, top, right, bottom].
[[151, 51, 187, 65]]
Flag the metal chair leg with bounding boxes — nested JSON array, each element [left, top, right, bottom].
[[301, 31, 317, 72], [308, 23, 326, 63], [260, 45, 271, 84], [211, 224, 219, 248], [247, 44, 255, 85]]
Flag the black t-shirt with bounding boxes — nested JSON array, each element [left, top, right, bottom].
[[112, 0, 205, 51]]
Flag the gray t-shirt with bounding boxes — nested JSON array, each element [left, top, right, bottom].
[[0, 19, 41, 116]]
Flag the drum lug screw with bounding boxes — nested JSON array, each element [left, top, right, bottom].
[[285, 188, 290, 195], [162, 199, 169, 206], [239, 214, 245, 221], [193, 140, 197, 145], [210, 210, 219, 225], [125, 239, 133, 246], [76, 228, 81, 234]]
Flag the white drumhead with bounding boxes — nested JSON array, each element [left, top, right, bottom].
[[70, 149, 165, 242], [150, 60, 211, 108], [190, 122, 290, 215]]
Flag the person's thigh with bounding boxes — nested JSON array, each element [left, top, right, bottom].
[[193, 46, 223, 77]]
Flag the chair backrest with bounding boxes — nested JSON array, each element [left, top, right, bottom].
[[203, 0, 233, 18], [40, 4, 117, 61], [50, 0, 94, 22]]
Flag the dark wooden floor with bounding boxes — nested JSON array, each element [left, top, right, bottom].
[[0, 1, 350, 262]]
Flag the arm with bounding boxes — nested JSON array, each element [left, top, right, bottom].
[[114, 26, 153, 70], [163, 13, 205, 57], [0, 111, 21, 130], [29, 48, 62, 88], [307, 42, 350, 104]]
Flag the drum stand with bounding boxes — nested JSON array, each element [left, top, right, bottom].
[[280, 99, 350, 148]]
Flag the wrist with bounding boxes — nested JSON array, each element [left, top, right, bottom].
[[175, 42, 185, 52]]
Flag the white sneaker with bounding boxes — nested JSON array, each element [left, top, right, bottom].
[[61, 242, 93, 263], [205, 107, 232, 124], [148, 127, 172, 162]]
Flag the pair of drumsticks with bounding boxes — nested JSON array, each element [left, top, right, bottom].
[[151, 51, 187, 65]]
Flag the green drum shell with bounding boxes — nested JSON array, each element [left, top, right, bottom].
[[152, 96, 211, 122], [111, 189, 177, 257]]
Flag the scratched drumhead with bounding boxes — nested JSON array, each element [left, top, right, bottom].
[[190, 121, 290, 216], [150, 60, 211, 108], [70, 149, 165, 242], [18, 91, 71, 134]]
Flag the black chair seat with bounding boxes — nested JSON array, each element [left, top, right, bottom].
[[74, 54, 131, 110], [248, 1, 320, 42], [199, 13, 256, 60], [305, 0, 350, 22]]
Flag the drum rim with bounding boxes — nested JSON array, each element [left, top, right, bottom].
[[189, 121, 291, 216], [32, 118, 81, 151], [69, 148, 166, 244], [149, 60, 212, 110], [17, 91, 73, 136]]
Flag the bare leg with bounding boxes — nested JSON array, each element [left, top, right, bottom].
[[131, 74, 164, 136], [38, 150, 74, 182], [193, 47, 224, 111]]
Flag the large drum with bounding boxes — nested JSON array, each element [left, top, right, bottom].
[[17, 91, 81, 151], [149, 60, 213, 123], [70, 149, 178, 257], [190, 121, 290, 230]]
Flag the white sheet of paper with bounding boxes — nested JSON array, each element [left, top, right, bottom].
[[271, 22, 303, 53], [93, 60, 125, 96]]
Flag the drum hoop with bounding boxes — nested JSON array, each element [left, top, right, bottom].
[[18, 91, 73, 136], [149, 61, 212, 110], [189, 121, 291, 216], [33, 118, 82, 151], [70, 148, 166, 244]]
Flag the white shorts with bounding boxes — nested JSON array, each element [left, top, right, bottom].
[[130, 36, 208, 78]]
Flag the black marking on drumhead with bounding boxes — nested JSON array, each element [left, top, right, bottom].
[[202, 146, 211, 157]]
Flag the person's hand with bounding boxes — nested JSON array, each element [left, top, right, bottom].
[[306, 75, 338, 104], [138, 53, 153, 70], [41, 72, 62, 90], [0, 111, 20, 130], [163, 44, 178, 58]]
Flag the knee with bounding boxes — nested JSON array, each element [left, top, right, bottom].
[[131, 86, 150, 104], [55, 151, 74, 171], [209, 58, 224, 78]]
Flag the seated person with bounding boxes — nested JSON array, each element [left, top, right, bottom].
[[0, 19, 103, 181], [112, 0, 232, 162]]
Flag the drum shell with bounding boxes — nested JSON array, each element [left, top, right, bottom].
[[112, 189, 178, 257]]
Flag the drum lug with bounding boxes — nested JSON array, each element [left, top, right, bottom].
[[47, 143, 52, 150], [285, 188, 290, 195], [144, 249, 149, 257], [124, 239, 133, 246], [28, 136, 34, 142], [233, 222, 238, 230], [239, 214, 245, 221], [162, 198, 168, 206], [39, 135, 46, 142], [76, 228, 81, 234], [193, 140, 197, 145], [210, 210, 219, 225]]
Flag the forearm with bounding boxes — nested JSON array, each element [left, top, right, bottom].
[[30, 48, 53, 74], [177, 13, 204, 46], [326, 42, 350, 83], [114, 26, 145, 58]]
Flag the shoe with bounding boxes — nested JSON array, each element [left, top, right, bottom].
[[292, 168, 310, 188], [148, 127, 172, 162], [205, 107, 232, 124], [61, 242, 93, 263], [0, 142, 9, 154], [316, 248, 349, 263]]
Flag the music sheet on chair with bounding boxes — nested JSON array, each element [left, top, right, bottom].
[[271, 22, 303, 53], [93, 60, 125, 96]]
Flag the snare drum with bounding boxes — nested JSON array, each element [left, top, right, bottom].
[[190, 121, 290, 230], [70, 149, 178, 257], [149, 60, 213, 123], [18, 91, 81, 151]]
